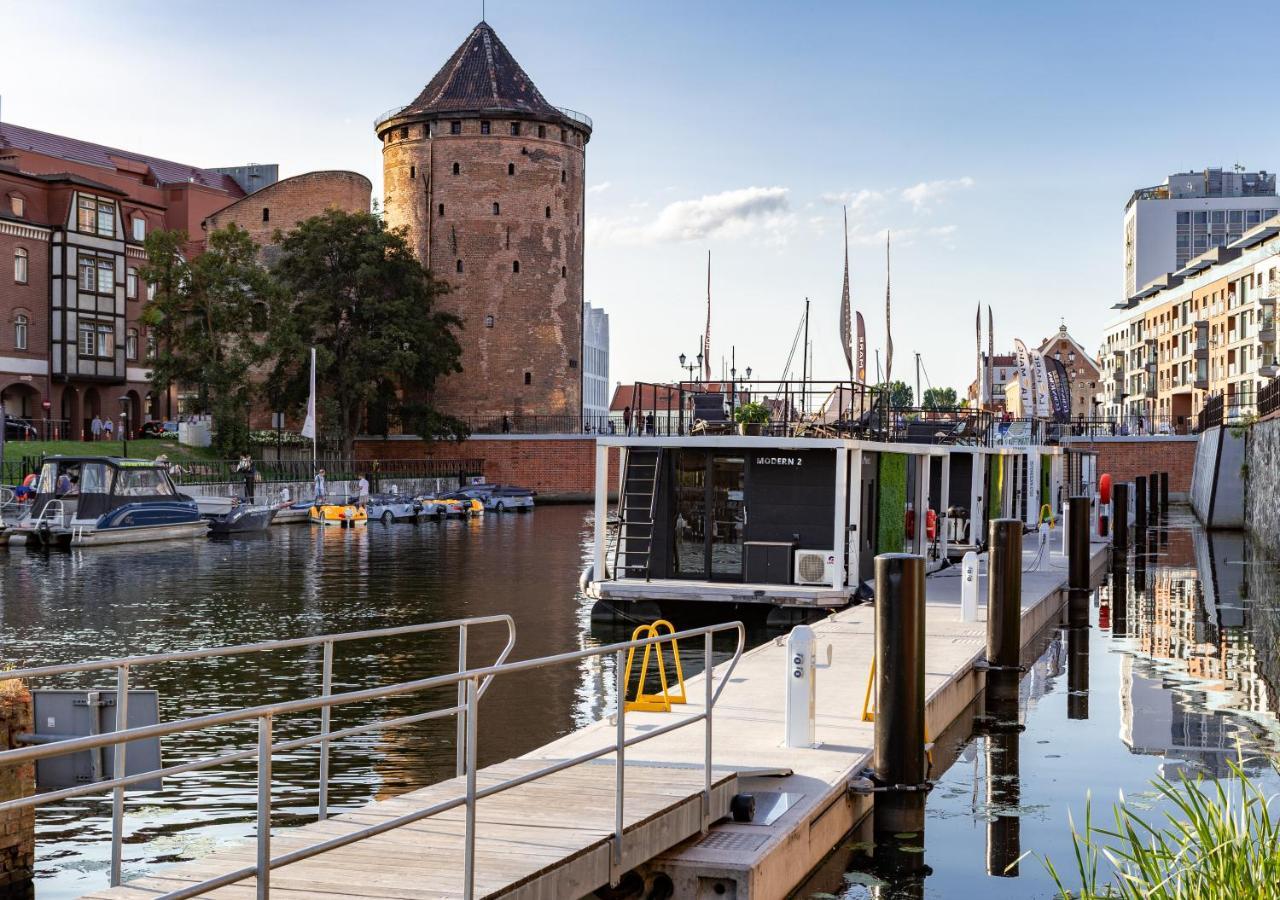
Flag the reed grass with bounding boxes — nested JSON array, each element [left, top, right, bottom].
[[1040, 760, 1280, 898]]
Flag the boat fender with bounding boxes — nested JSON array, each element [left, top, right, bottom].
[[1099, 473, 1112, 504], [578, 564, 593, 594], [925, 508, 937, 542]]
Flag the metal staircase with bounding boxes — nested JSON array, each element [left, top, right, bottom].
[[615, 449, 662, 581]]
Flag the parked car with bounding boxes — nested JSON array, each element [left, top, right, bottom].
[[3, 418, 36, 440], [140, 420, 179, 438]]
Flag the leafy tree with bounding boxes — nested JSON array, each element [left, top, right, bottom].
[[875, 380, 913, 408], [266, 209, 465, 457], [139, 226, 276, 455], [923, 386, 960, 410]]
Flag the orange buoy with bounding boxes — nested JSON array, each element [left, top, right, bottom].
[[1099, 473, 1112, 505]]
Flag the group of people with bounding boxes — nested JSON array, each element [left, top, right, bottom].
[[310, 467, 371, 508], [89, 415, 115, 441]]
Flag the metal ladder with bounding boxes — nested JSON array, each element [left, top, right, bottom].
[[615, 448, 661, 581]]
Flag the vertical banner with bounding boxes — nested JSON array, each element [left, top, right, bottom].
[[884, 231, 893, 385], [839, 207, 854, 380], [987, 306, 994, 410], [1031, 349, 1052, 418], [975, 303, 983, 407], [1046, 356, 1072, 422], [1013, 338, 1034, 416], [855, 312, 867, 383]]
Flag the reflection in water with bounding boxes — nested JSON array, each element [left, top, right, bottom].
[[810, 509, 1280, 899]]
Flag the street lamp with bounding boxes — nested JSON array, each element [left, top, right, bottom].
[[678, 352, 702, 385], [117, 395, 130, 458]]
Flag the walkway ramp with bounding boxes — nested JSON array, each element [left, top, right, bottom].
[[85, 759, 737, 899]]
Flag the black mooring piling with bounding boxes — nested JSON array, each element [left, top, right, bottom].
[[1069, 496, 1091, 593], [986, 519, 1023, 677], [985, 670, 1021, 877], [1148, 471, 1160, 520], [1134, 475, 1147, 532], [1112, 481, 1129, 551], [1159, 471, 1169, 511]]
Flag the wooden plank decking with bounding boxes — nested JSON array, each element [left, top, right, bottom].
[[85, 759, 737, 900]]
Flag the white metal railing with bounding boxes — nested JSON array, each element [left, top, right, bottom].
[[0, 616, 515, 893], [0, 619, 745, 900]]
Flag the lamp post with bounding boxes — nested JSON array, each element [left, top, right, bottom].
[[678, 352, 702, 385], [117, 395, 130, 458]]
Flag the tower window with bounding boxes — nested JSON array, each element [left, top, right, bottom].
[[485, 315, 495, 328], [493, 202, 500, 215], [508, 163, 515, 176], [452, 162, 460, 175], [524, 371, 532, 385], [561, 266, 567, 278], [438, 203, 445, 216], [512, 260, 520, 273], [456, 259, 464, 273], [510, 122, 520, 136], [561, 170, 566, 183], [262, 208, 270, 223], [450, 121, 461, 134], [480, 120, 491, 135], [560, 128, 567, 142], [538, 125, 546, 139], [545, 206, 551, 218], [409, 165, 415, 180], [399, 126, 408, 139]]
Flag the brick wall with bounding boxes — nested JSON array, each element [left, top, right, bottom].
[[203, 171, 372, 248], [382, 116, 587, 420], [354, 435, 617, 501], [1061, 436, 1197, 494], [0, 681, 34, 890]]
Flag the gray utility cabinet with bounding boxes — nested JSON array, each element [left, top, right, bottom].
[[744, 541, 796, 585]]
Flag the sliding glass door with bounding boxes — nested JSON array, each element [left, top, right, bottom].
[[672, 450, 746, 581]]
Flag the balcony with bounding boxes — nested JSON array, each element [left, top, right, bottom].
[[1261, 319, 1276, 343], [1262, 358, 1280, 378]]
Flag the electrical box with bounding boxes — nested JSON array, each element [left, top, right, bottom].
[[784, 625, 816, 748], [31, 689, 163, 791]]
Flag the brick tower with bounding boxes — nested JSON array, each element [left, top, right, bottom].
[[377, 22, 592, 421]]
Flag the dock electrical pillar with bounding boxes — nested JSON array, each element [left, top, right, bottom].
[[872, 553, 928, 837], [784, 625, 817, 748]]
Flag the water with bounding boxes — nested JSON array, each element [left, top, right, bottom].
[[6, 506, 1280, 898], [803, 509, 1280, 898]]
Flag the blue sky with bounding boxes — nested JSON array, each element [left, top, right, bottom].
[[6, 0, 1280, 397]]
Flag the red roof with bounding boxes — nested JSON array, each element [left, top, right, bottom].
[[0, 122, 243, 193]]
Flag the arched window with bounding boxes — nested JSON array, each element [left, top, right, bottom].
[[508, 163, 515, 176], [14, 248, 28, 284], [561, 265, 567, 278], [492, 202, 500, 215], [456, 259, 464, 274], [512, 260, 520, 273], [126, 328, 138, 360], [452, 162, 460, 175], [14, 314, 28, 351], [438, 203, 445, 217], [561, 170, 566, 183]]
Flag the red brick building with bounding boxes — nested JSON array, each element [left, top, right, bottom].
[[0, 122, 369, 437], [377, 22, 592, 422]]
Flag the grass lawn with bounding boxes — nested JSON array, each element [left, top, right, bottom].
[[3, 439, 223, 468]]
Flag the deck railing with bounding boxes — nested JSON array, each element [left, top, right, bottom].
[[0, 618, 745, 900]]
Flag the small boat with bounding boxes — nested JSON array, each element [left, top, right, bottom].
[[11, 456, 208, 548], [461, 484, 535, 513], [205, 498, 278, 535], [309, 503, 368, 528], [367, 494, 426, 524], [417, 494, 469, 518], [440, 492, 485, 517]]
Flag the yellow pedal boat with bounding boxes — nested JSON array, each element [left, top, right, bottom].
[[309, 503, 368, 528]]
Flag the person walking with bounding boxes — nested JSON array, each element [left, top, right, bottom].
[[103, 417, 113, 442], [314, 467, 328, 505], [622, 405, 632, 435], [91, 415, 103, 441], [356, 473, 370, 508]]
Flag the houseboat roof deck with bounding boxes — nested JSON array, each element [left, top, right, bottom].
[[597, 577, 851, 607]]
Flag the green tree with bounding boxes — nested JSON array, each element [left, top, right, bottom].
[[922, 386, 960, 410], [875, 380, 913, 408], [139, 226, 276, 455], [266, 209, 465, 457]]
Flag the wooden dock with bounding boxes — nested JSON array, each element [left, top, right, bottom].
[[85, 532, 1108, 899]]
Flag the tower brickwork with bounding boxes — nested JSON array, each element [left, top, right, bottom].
[[377, 23, 590, 420]]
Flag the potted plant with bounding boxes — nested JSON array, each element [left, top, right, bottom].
[[734, 401, 770, 436]]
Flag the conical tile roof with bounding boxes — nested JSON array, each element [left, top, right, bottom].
[[405, 22, 560, 119]]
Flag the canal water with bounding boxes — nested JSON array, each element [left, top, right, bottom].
[[3, 506, 1279, 897]]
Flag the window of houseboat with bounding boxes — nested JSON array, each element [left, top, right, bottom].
[[673, 450, 746, 581], [79, 463, 114, 495], [114, 467, 175, 497]]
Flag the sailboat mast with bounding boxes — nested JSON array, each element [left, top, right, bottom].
[[802, 297, 810, 413]]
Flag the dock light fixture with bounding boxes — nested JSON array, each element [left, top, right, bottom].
[[117, 394, 130, 458], [678, 352, 702, 385]]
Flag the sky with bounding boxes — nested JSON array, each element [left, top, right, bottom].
[[6, 0, 1280, 399]]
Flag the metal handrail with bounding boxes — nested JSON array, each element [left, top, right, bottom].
[[0, 615, 516, 891], [0, 620, 744, 900]]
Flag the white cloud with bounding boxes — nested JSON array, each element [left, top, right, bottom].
[[900, 177, 975, 212], [587, 181, 612, 194], [848, 224, 959, 247], [588, 186, 794, 245], [820, 189, 886, 212]]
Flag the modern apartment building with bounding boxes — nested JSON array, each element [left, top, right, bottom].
[[1099, 214, 1280, 429], [1123, 168, 1277, 298], [582, 301, 609, 430]]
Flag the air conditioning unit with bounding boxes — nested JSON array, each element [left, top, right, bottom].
[[794, 550, 836, 586]]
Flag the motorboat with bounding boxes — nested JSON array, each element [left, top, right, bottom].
[[367, 494, 426, 524], [309, 502, 368, 528], [205, 498, 278, 535], [417, 494, 469, 518], [10, 456, 208, 548], [461, 483, 535, 513], [440, 492, 485, 517]]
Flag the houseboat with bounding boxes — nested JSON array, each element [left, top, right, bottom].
[[8, 456, 208, 548], [583, 386, 1066, 621]]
